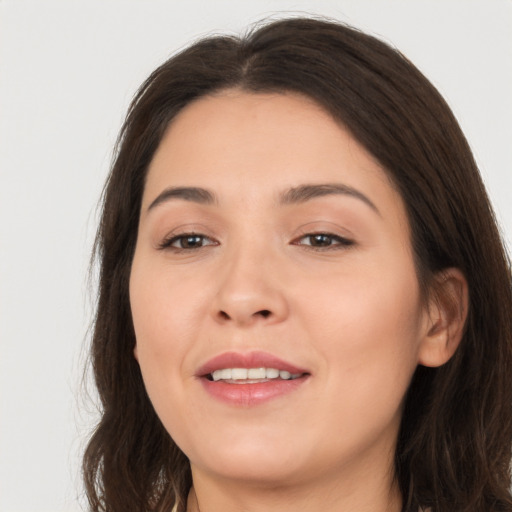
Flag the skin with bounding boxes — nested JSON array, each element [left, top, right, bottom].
[[130, 91, 467, 512]]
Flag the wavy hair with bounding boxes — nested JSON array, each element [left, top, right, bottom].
[[83, 17, 512, 512]]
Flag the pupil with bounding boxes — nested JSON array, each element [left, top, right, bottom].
[[183, 235, 202, 248], [311, 234, 330, 246]]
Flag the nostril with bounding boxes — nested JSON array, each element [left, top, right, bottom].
[[216, 309, 272, 322]]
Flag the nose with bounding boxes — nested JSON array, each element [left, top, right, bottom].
[[210, 248, 289, 327]]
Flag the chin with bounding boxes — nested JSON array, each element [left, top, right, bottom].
[[186, 430, 313, 485], [193, 455, 307, 487]]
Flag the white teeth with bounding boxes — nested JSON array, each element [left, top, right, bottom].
[[247, 367, 266, 379], [266, 368, 279, 379], [220, 368, 231, 380], [212, 369, 227, 381], [231, 368, 248, 380], [210, 367, 302, 382]]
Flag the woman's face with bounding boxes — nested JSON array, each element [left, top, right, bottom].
[[130, 91, 432, 486]]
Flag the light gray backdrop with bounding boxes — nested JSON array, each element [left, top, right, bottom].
[[1, 1, 511, 511]]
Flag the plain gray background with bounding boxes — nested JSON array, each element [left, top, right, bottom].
[[1, 1, 511, 510]]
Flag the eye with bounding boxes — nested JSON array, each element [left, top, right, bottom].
[[159, 233, 217, 251], [293, 233, 354, 250]]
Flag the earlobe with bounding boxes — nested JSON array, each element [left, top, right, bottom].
[[418, 268, 468, 368], [133, 345, 139, 362]]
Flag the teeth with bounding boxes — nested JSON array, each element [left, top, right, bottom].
[[210, 367, 302, 382], [220, 368, 231, 380], [231, 368, 248, 380], [247, 368, 266, 379], [266, 368, 279, 379]]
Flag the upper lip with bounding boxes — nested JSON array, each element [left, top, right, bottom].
[[196, 351, 309, 377]]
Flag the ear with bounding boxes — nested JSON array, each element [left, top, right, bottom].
[[133, 344, 139, 362], [418, 268, 468, 367]]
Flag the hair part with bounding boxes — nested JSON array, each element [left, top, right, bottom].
[[84, 17, 512, 512]]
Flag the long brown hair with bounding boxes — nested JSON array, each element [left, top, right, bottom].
[[83, 17, 512, 512]]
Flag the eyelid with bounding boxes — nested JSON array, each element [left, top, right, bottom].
[[293, 219, 355, 237]]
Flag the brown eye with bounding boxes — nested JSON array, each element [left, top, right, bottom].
[[294, 233, 354, 250], [176, 235, 205, 249], [307, 234, 335, 247], [159, 233, 217, 250]]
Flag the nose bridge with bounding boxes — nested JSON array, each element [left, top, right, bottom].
[[211, 235, 288, 326]]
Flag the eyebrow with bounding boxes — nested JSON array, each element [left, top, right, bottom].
[[146, 183, 379, 215], [147, 186, 217, 211], [279, 183, 380, 215]]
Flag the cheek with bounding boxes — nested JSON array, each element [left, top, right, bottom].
[[129, 267, 202, 455], [130, 258, 206, 355], [129, 256, 206, 417], [297, 256, 423, 417]]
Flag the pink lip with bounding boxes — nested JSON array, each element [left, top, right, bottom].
[[196, 351, 310, 407]]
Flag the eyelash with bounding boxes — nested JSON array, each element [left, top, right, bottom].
[[158, 232, 354, 252]]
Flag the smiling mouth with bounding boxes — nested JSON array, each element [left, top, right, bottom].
[[205, 367, 306, 383], [197, 351, 310, 405]]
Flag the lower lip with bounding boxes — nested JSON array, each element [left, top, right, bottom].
[[200, 376, 308, 406]]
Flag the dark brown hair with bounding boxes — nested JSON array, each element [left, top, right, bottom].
[[83, 17, 512, 512]]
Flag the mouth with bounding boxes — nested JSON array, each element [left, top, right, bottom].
[[196, 351, 311, 406]]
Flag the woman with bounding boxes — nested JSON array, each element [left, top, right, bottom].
[[83, 17, 512, 512]]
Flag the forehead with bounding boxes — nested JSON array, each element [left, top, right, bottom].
[[143, 91, 404, 222]]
